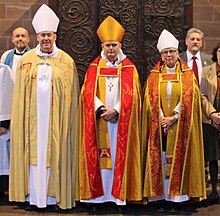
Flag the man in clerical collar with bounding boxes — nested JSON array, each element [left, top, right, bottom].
[[9, 4, 79, 211], [79, 16, 142, 209], [0, 27, 31, 82]]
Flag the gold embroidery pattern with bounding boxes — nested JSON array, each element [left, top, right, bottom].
[[169, 70, 193, 195], [148, 71, 164, 196]]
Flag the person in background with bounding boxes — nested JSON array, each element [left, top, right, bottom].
[[179, 27, 213, 188], [1, 27, 31, 82], [200, 41, 220, 204], [142, 29, 206, 213], [179, 27, 212, 85], [9, 4, 79, 210], [79, 16, 142, 211], [0, 63, 13, 201]]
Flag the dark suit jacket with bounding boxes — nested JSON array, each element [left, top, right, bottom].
[[179, 51, 213, 68]]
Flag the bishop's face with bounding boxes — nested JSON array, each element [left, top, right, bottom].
[[101, 41, 121, 62], [161, 48, 179, 68], [37, 31, 57, 54]]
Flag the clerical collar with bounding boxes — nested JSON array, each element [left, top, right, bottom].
[[14, 48, 28, 55], [101, 49, 126, 68], [111, 59, 118, 65], [36, 43, 58, 57], [166, 65, 176, 73]]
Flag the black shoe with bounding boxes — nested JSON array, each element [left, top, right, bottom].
[[90, 205, 98, 213], [46, 205, 60, 212], [117, 206, 125, 213], [80, 203, 97, 213], [0, 191, 4, 201], [168, 202, 179, 213], [157, 206, 166, 213], [169, 206, 179, 213], [205, 192, 219, 205], [24, 204, 37, 211], [15, 202, 28, 209], [157, 201, 167, 213]]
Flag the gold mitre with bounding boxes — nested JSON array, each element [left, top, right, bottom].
[[97, 16, 125, 42]]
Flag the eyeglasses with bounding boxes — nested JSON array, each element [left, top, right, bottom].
[[161, 49, 177, 56]]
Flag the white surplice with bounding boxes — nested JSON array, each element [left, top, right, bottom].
[[0, 64, 13, 176], [0, 131, 10, 175], [26, 45, 58, 208]]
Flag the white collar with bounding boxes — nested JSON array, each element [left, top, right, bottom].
[[101, 49, 127, 68], [166, 65, 176, 73], [36, 43, 58, 57], [186, 49, 201, 61], [15, 47, 27, 54]]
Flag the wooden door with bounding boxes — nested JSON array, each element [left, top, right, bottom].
[[49, 0, 193, 86]]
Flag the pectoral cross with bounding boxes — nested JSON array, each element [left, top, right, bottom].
[[108, 83, 114, 92]]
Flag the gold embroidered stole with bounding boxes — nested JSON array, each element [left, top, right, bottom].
[[96, 58, 122, 169], [146, 59, 195, 196], [160, 63, 181, 176]]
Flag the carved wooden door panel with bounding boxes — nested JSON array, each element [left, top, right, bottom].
[[49, 0, 192, 86]]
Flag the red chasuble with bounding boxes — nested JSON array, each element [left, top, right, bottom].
[[79, 56, 142, 201]]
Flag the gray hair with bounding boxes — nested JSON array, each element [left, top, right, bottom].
[[186, 28, 204, 39]]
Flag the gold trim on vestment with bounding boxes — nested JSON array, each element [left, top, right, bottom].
[[160, 63, 181, 176], [96, 58, 123, 169]]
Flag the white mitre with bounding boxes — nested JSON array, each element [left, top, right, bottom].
[[157, 29, 179, 53], [32, 4, 60, 34]]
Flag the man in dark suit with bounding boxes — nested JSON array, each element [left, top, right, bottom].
[[179, 27, 212, 85], [180, 27, 213, 188]]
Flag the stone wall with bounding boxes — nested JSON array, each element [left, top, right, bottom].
[[0, 0, 48, 56], [194, 0, 220, 54]]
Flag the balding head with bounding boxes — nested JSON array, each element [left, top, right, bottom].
[[12, 27, 30, 52]]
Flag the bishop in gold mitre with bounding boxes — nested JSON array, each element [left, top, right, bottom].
[[79, 15, 142, 204]]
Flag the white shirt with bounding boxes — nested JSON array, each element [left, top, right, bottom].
[[186, 50, 202, 84]]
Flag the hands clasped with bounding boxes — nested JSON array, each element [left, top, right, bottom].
[[161, 116, 177, 134], [210, 112, 220, 135], [100, 107, 119, 123], [0, 127, 8, 136]]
